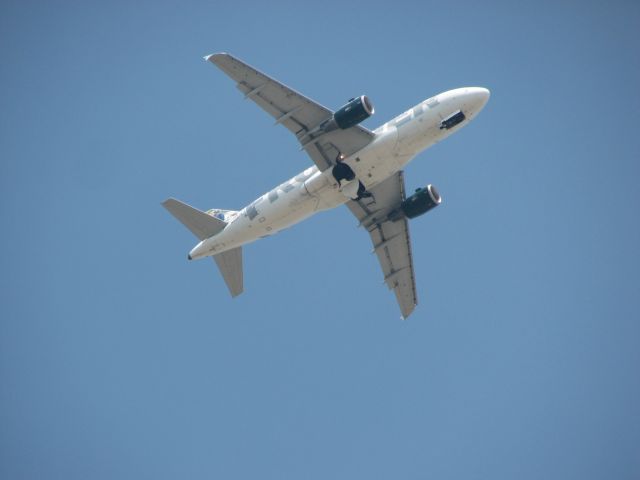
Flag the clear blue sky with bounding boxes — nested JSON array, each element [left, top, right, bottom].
[[2, 1, 639, 478]]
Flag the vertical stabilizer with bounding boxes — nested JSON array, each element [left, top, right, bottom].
[[213, 247, 243, 297]]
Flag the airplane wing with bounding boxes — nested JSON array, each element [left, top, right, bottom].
[[346, 171, 418, 319], [205, 53, 374, 171]]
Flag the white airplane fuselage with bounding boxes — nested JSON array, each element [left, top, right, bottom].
[[188, 87, 489, 260]]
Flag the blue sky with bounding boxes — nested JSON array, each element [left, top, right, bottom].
[[2, 1, 639, 478]]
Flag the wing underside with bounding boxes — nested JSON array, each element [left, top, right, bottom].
[[206, 53, 374, 171], [347, 172, 418, 319]]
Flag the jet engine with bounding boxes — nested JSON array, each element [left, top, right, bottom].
[[300, 96, 375, 145], [333, 95, 375, 129], [400, 184, 442, 219]]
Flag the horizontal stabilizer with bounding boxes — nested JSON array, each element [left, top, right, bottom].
[[162, 198, 227, 240], [213, 247, 243, 297]]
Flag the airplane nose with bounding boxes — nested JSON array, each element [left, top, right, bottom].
[[471, 86, 490, 104], [466, 87, 490, 113], [478, 87, 490, 105]]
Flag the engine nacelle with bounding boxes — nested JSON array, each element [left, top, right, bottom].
[[401, 184, 442, 219], [333, 95, 374, 129]]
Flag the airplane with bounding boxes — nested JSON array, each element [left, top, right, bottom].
[[163, 53, 490, 319]]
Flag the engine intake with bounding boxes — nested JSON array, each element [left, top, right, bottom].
[[401, 184, 442, 219], [333, 95, 375, 129]]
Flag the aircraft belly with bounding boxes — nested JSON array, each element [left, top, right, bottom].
[[303, 169, 348, 210], [347, 128, 400, 189], [395, 116, 438, 156], [222, 182, 337, 249], [262, 193, 320, 233]]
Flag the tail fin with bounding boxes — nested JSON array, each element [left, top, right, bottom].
[[162, 198, 227, 240], [162, 197, 244, 297], [213, 247, 243, 297]]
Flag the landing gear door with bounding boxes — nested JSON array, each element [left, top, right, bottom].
[[439, 110, 466, 130]]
